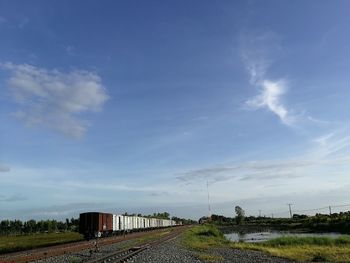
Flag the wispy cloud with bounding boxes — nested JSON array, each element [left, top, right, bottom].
[[0, 194, 26, 202], [1, 62, 109, 138], [178, 131, 350, 189], [176, 138, 350, 185], [176, 159, 307, 184], [246, 79, 295, 126], [312, 132, 350, 158], [176, 167, 235, 184], [307, 116, 330, 125], [0, 163, 10, 172], [241, 33, 296, 126]]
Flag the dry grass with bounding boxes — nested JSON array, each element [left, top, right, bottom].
[[231, 236, 350, 262]]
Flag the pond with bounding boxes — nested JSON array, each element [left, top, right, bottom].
[[224, 231, 344, 243]]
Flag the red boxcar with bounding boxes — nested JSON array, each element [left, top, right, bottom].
[[79, 212, 113, 239]]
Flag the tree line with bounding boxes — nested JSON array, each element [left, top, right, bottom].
[[208, 208, 350, 233], [0, 218, 79, 236]]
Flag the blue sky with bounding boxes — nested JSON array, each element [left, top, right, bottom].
[[1, 0, 350, 220]]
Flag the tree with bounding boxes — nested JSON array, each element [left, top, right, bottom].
[[235, 206, 245, 225]]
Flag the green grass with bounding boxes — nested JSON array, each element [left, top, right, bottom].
[[182, 225, 350, 262], [182, 224, 229, 251], [262, 235, 350, 246], [67, 255, 83, 263], [231, 235, 350, 262], [0, 232, 84, 254], [181, 225, 229, 261]]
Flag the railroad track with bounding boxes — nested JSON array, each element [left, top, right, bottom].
[[0, 227, 186, 263], [86, 226, 188, 263]]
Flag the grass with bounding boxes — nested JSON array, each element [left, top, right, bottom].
[[67, 255, 83, 263], [182, 224, 229, 251], [181, 225, 229, 261], [0, 229, 175, 255], [231, 235, 350, 262], [182, 225, 350, 262], [0, 232, 84, 254]]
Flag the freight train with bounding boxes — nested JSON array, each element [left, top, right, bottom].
[[79, 212, 179, 239]]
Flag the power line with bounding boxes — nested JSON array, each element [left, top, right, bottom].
[[332, 203, 350, 208], [251, 203, 350, 218]]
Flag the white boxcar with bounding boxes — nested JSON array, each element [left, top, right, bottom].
[[151, 218, 156, 228], [126, 216, 132, 230], [124, 216, 128, 230], [138, 217, 142, 229], [119, 215, 125, 230], [139, 217, 144, 229], [132, 216, 137, 229], [114, 214, 124, 231], [112, 214, 119, 231]]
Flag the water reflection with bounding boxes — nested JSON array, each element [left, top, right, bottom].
[[225, 231, 343, 243]]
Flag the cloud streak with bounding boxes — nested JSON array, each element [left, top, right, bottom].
[[177, 130, 350, 186], [176, 154, 350, 184], [0, 194, 26, 202], [1, 62, 109, 138]]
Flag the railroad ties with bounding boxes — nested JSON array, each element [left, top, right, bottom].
[[86, 226, 187, 263], [86, 245, 148, 263]]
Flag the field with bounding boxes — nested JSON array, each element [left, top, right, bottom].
[[182, 224, 350, 262], [181, 224, 229, 261], [232, 235, 350, 262], [0, 232, 84, 254]]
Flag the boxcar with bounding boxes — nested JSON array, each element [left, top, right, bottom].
[[79, 212, 113, 239]]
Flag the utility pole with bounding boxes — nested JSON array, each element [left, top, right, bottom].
[[271, 213, 274, 219], [206, 181, 211, 218], [329, 206, 332, 216], [259, 210, 262, 217], [287, 204, 293, 218]]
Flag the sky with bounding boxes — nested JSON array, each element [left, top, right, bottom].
[[1, 0, 350, 220]]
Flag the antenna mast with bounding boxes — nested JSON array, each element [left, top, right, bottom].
[[207, 180, 211, 218]]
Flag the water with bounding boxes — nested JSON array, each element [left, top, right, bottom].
[[224, 231, 343, 243]]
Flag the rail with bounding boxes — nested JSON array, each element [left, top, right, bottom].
[[86, 226, 188, 263]]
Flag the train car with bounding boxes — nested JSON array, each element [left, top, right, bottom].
[[125, 215, 132, 230], [79, 212, 113, 239], [113, 214, 123, 232], [80, 211, 181, 240]]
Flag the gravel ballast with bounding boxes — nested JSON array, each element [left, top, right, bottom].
[[32, 235, 297, 263], [131, 237, 297, 263]]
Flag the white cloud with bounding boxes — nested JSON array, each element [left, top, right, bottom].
[[246, 79, 295, 126], [1, 62, 109, 138], [241, 33, 297, 126]]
